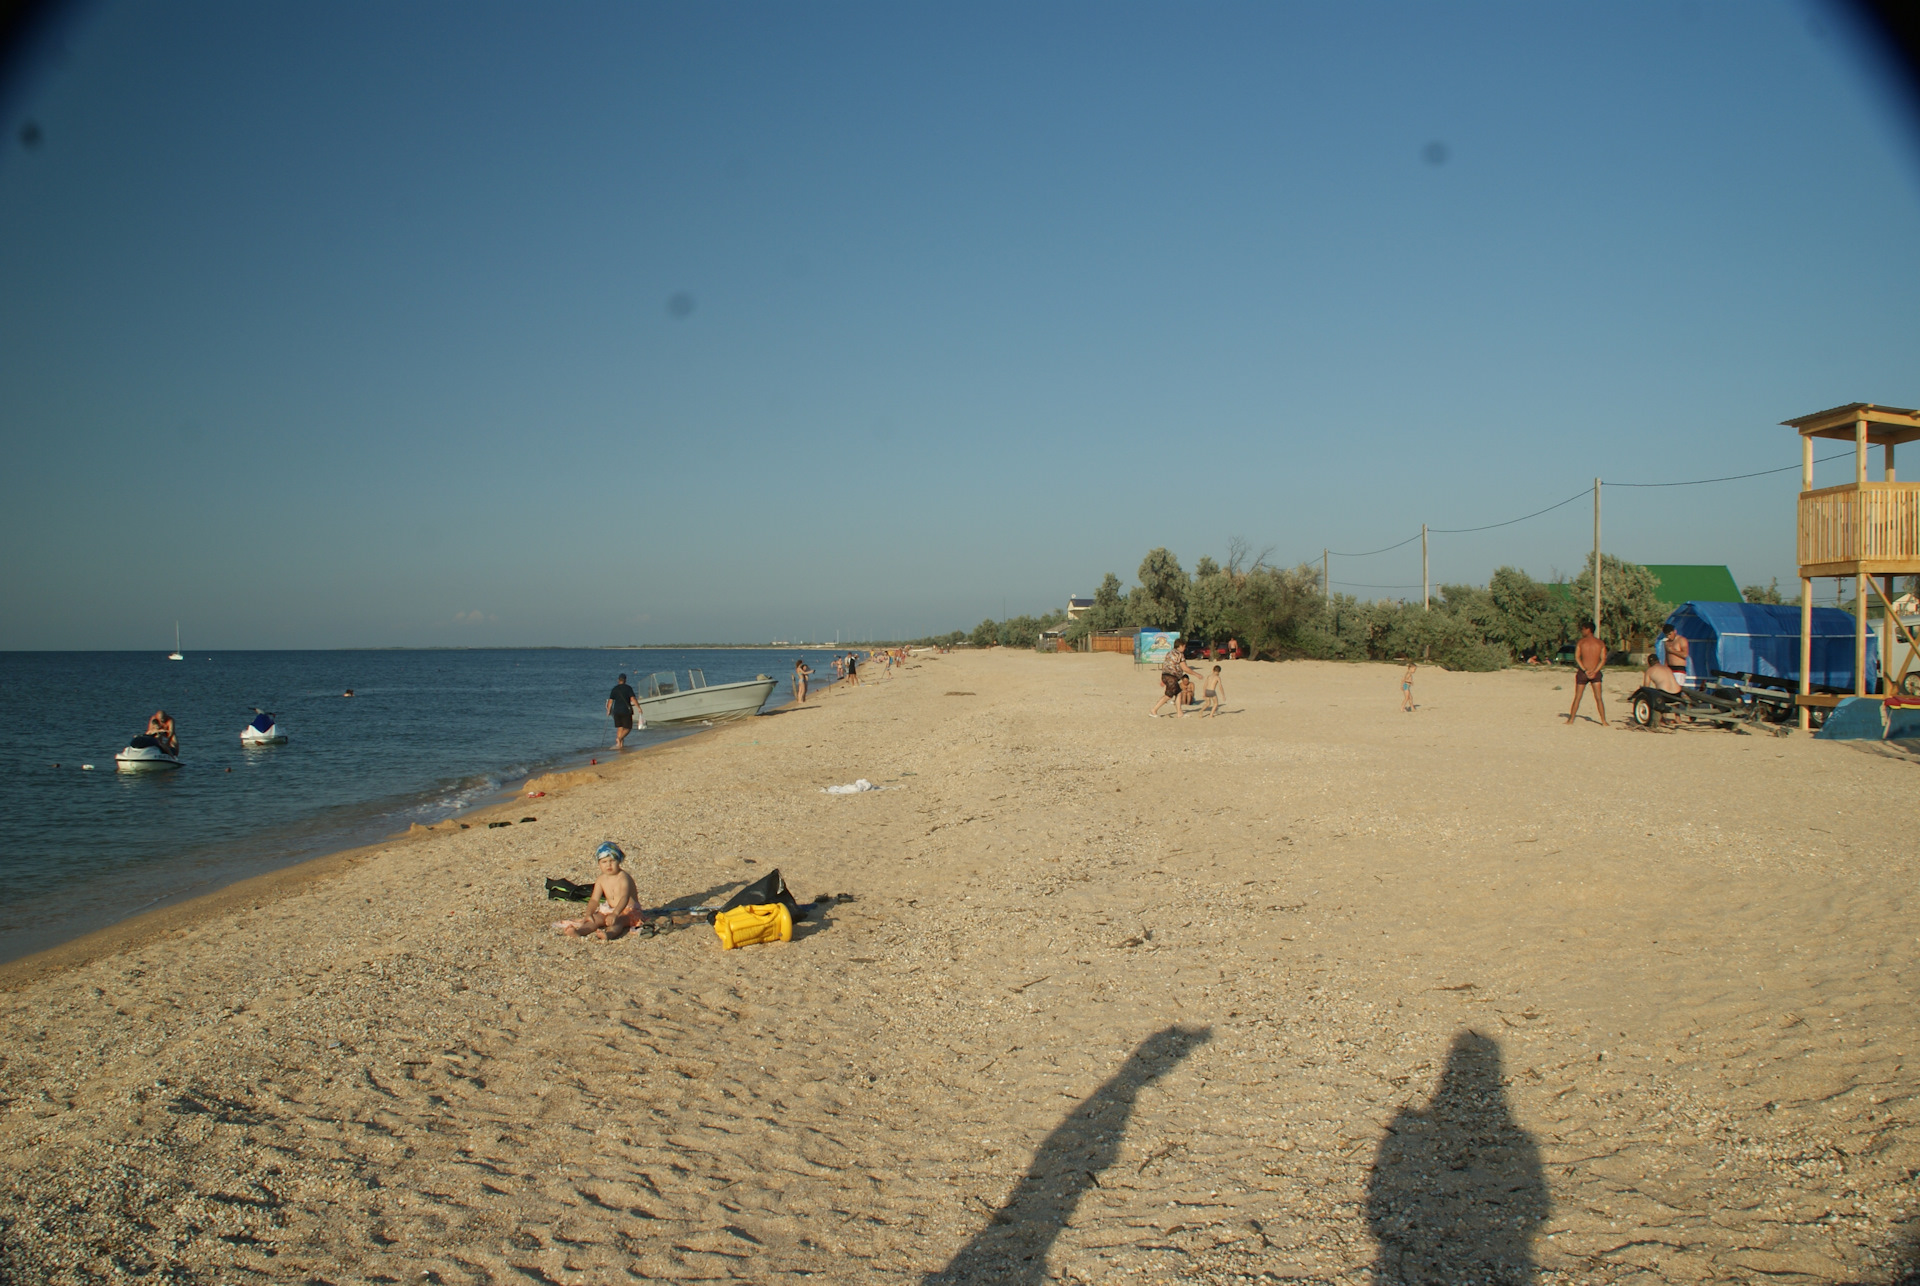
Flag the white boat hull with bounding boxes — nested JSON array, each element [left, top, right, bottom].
[[637, 676, 778, 725], [241, 729, 288, 745], [115, 746, 182, 771]]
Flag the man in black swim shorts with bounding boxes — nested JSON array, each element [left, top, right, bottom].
[[1564, 622, 1609, 727], [607, 673, 641, 749]]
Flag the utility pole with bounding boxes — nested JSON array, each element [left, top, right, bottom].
[[1421, 524, 1429, 611], [1592, 478, 1602, 641], [1323, 549, 1329, 604]]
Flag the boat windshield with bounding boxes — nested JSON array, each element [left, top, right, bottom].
[[644, 672, 677, 698], [687, 669, 707, 689]]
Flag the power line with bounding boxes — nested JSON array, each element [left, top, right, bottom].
[[1605, 451, 1852, 488], [1429, 488, 1591, 534], [1327, 450, 1857, 558], [1332, 580, 1424, 590], [1328, 531, 1422, 558]]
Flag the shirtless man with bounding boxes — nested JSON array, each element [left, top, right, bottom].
[[1659, 624, 1690, 688], [145, 710, 177, 755], [1564, 622, 1609, 727], [1641, 655, 1683, 730], [558, 842, 642, 940]]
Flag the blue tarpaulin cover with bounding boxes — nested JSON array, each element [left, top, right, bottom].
[[1662, 601, 1877, 692]]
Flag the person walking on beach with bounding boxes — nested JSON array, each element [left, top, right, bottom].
[[1151, 648, 1193, 718], [607, 673, 642, 749], [1401, 659, 1416, 713], [792, 657, 813, 703], [846, 650, 860, 687], [1565, 622, 1609, 727]]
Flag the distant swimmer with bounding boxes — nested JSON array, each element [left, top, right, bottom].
[[343, 689, 354, 698], [1564, 621, 1609, 727]]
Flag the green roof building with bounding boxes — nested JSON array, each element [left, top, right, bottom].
[[1641, 564, 1741, 605]]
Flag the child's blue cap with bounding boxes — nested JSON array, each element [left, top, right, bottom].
[[595, 841, 625, 862]]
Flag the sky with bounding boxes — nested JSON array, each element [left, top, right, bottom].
[[1, 1, 1917, 648]]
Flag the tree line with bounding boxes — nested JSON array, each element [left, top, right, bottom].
[[917, 544, 1804, 670]]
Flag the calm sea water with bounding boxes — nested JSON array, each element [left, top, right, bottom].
[[0, 648, 812, 963]]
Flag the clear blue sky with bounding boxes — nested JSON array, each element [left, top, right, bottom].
[[2, 1, 1916, 648]]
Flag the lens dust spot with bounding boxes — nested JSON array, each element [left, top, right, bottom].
[[1422, 140, 1449, 166], [667, 291, 695, 320]]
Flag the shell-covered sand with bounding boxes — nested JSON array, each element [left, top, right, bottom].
[[2, 650, 1916, 1284]]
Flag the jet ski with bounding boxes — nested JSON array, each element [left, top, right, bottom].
[[115, 734, 182, 771], [241, 710, 287, 745]]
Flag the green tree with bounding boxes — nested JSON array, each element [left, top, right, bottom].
[[1743, 578, 1785, 605], [1487, 566, 1579, 659], [969, 618, 999, 648], [1126, 548, 1189, 630], [1571, 554, 1669, 649], [1185, 564, 1240, 645]]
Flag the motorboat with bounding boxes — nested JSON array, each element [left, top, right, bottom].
[[241, 710, 288, 745], [115, 734, 182, 771], [637, 669, 778, 725]]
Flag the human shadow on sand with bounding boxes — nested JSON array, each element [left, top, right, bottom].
[[922, 1024, 1211, 1285], [1366, 1030, 1550, 1285]]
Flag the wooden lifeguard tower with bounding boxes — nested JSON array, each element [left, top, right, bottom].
[[1784, 402, 1920, 728]]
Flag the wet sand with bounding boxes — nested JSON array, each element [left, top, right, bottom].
[[2, 649, 1916, 1284]]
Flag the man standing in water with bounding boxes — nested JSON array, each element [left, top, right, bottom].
[[607, 673, 642, 749], [1564, 622, 1609, 727]]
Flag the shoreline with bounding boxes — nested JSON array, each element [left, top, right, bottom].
[[0, 707, 749, 991]]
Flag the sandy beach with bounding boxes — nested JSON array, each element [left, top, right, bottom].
[[2, 649, 1916, 1284]]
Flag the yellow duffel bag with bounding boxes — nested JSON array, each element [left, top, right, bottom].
[[714, 902, 792, 950]]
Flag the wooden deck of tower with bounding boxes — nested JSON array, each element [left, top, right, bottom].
[[1784, 402, 1920, 726]]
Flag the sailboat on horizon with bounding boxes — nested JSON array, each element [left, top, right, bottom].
[[168, 622, 183, 661]]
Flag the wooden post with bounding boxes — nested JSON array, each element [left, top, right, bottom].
[[1592, 478, 1602, 642], [1799, 436, 1814, 730], [1857, 414, 1869, 486], [1800, 575, 1814, 730], [1323, 549, 1329, 604], [1422, 525, 1429, 611], [1857, 569, 1869, 696], [1888, 441, 1898, 483]]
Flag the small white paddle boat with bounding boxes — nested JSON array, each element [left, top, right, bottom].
[[241, 710, 287, 745], [115, 735, 182, 771]]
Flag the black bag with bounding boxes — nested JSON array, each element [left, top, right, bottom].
[[720, 868, 800, 920], [545, 877, 594, 902]]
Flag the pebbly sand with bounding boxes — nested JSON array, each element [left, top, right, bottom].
[[1, 649, 1917, 1284]]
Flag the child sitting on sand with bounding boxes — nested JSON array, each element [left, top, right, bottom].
[[554, 842, 643, 941]]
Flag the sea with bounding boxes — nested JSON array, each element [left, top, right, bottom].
[[0, 648, 817, 964]]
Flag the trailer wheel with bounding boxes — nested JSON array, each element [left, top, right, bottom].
[[1903, 673, 1920, 698], [1809, 707, 1828, 730], [1631, 694, 1656, 728]]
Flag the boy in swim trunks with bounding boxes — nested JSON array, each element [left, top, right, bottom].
[[557, 842, 643, 940], [1401, 659, 1416, 713], [1201, 665, 1225, 717], [1564, 622, 1609, 727]]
